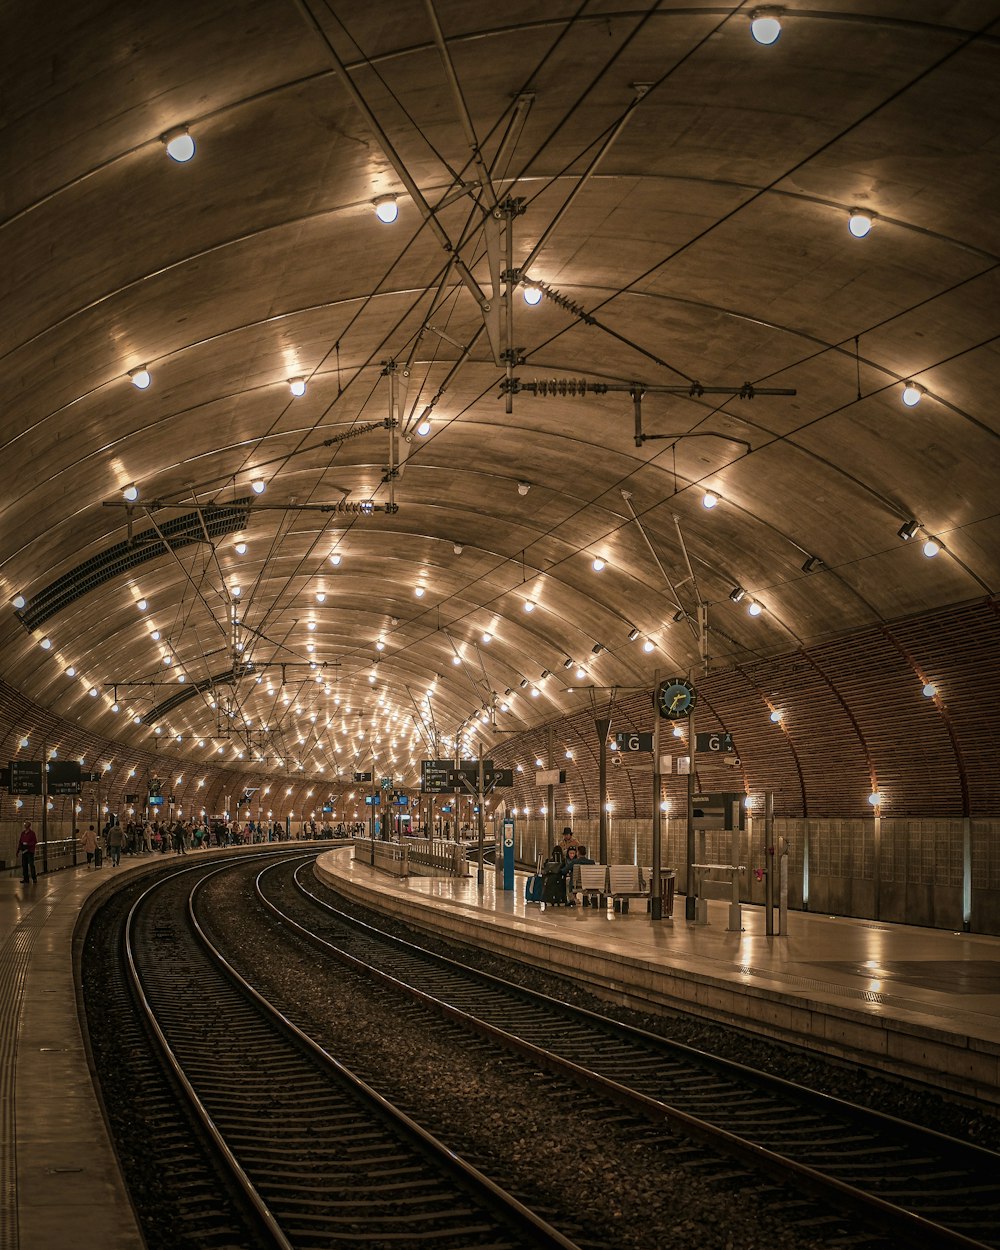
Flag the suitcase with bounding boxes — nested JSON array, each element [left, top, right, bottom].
[[524, 874, 544, 903], [541, 871, 564, 906], [94, 845, 103, 869]]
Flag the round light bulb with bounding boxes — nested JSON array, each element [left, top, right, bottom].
[[770, 710, 782, 723], [375, 639, 384, 650], [643, 638, 655, 652], [452, 655, 461, 665], [750, 14, 782, 44], [231, 585, 242, 597], [531, 687, 539, 697], [703, 491, 719, 509], [523, 286, 542, 306], [922, 683, 937, 698], [66, 666, 76, 677], [414, 586, 425, 598], [129, 369, 151, 391], [374, 195, 398, 224], [89, 686, 98, 697], [329, 552, 342, 565], [575, 667, 586, 679], [868, 791, 883, 807], [922, 538, 940, 558], [902, 383, 923, 407], [592, 557, 605, 571], [150, 629, 160, 641], [523, 600, 535, 613], [164, 130, 195, 162], [848, 211, 873, 238], [123, 484, 139, 502], [417, 420, 431, 436], [137, 598, 147, 610], [289, 377, 306, 397], [12, 594, 25, 610], [481, 632, 492, 643], [111, 702, 119, 713], [40, 637, 52, 650], [251, 479, 266, 494]]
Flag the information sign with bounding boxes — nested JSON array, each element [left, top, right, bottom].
[[48, 760, 82, 795], [148, 796, 165, 807], [353, 771, 373, 783], [695, 732, 734, 754], [614, 731, 653, 753], [421, 759, 456, 794], [364, 794, 380, 806], [8, 760, 42, 795]]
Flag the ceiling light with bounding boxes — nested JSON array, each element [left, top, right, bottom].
[[374, 195, 398, 223], [627, 626, 640, 642], [922, 683, 937, 698], [702, 491, 719, 509], [414, 586, 425, 598], [643, 638, 654, 652], [163, 654, 173, 666], [452, 655, 461, 665], [417, 419, 431, 436], [133, 715, 141, 724], [592, 557, 605, 572], [563, 658, 574, 669], [729, 586, 746, 603], [128, 368, 151, 390], [522, 285, 543, 306], [523, 600, 535, 613], [177, 673, 186, 681], [89, 686, 98, 697], [65, 666, 76, 677], [801, 555, 823, 574], [575, 667, 586, 680], [235, 541, 247, 556], [770, 710, 782, 723], [481, 631, 492, 643], [111, 702, 119, 713], [750, 10, 782, 44], [375, 638, 385, 650], [897, 520, 919, 541], [519, 679, 528, 688], [137, 598, 147, 610], [231, 585, 242, 597], [12, 594, 25, 610], [922, 538, 941, 557], [517, 481, 531, 496], [289, 377, 306, 397], [162, 126, 195, 162], [251, 478, 266, 494], [155, 726, 163, 735], [151, 629, 160, 640], [901, 382, 924, 407], [368, 672, 376, 683], [748, 601, 763, 616], [848, 209, 873, 238], [868, 791, 883, 807], [40, 637, 52, 650], [329, 552, 342, 565], [530, 687, 539, 697]]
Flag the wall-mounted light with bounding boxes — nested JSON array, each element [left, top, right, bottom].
[[289, 377, 306, 397], [749, 9, 782, 44], [901, 381, 924, 407], [848, 209, 873, 238], [129, 367, 151, 390], [162, 126, 195, 162], [729, 586, 746, 603], [373, 195, 398, 223]]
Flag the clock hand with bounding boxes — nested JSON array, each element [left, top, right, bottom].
[[670, 691, 685, 710]]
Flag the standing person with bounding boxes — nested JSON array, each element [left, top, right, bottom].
[[107, 821, 123, 867], [17, 821, 38, 884], [80, 824, 98, 868]]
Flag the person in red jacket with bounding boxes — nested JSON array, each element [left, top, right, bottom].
[[17, 821, 38, 884]]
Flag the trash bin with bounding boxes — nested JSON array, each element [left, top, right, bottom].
[[662, 870, 676, 919]]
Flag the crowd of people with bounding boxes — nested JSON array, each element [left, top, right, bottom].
[[80, 816, 309, 867]]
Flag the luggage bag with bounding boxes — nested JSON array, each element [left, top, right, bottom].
[[524, 873, 544, 903]]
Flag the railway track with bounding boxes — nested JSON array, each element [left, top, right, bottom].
[[114, 854, 588, 1250], [248, 856, 1000, 1250]]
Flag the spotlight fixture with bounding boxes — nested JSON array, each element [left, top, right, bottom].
[[848, 209, 874, 238], [231, 585, 242, 597], [922, 683, 937, 698], [315, 591, 326, 602], [901, 381, 924, 407], [481, 632, 492, 643], [289, 377, 306, 397], [329, 552, 342, 565], [137, 598, 147, 610], [504, 688, 512, 697], [523, 600, 535, 612], [748, 601, 763, 616], [251, 478, 266, 494], [453, 543, 464, 555], [235, 541, 247, 555], [12, 594, 25, 610], [541, 670, 551, 679], [672, 610, 686, 623], [770, 710, 782, 723], [517, 481, 531, 496], [375, 639, 385, 651], [749, 9, 782, 44], [129, 367, 151, 390], [417, 419, 431, 436], [563, 658, 574, 669], [922, 537, 941, 558], [627, 627, 640, 642], [162, 126, 195, 162], [40, 637, 52, 650], [643, 638, 655, 653], [373, 195, 398, 223], [89, 686, 98, 697], [122, 483, 139, 503], [801, 555, 823, 574], [592, 557, 605, 572], [729, 586, 746, 603], [65, 666, 76, 677], [414, 586, 425, 598], [868, 791, 883, 807], [897, 520, 920, 541], [592, 643, 605, 654], [702, 491, 719, 509], [519, 679, 528, 688], [522, 285, 542, 306]]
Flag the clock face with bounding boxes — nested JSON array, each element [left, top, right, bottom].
[[657, 678, 697, 719]]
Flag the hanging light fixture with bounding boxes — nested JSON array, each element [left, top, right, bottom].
[[749, 9, 782, 44], [289, 377, 306, 397], [129, 367, 151, 390], [373, 195, 398, 223], [162, 126, 195, 162], [122, 483, 139, 502], [901, 381, 924, 407], [848, 209, 874, 238], [251, 478, 266, 494]]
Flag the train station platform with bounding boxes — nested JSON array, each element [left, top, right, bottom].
[[314, 847, 1000, 1108]]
